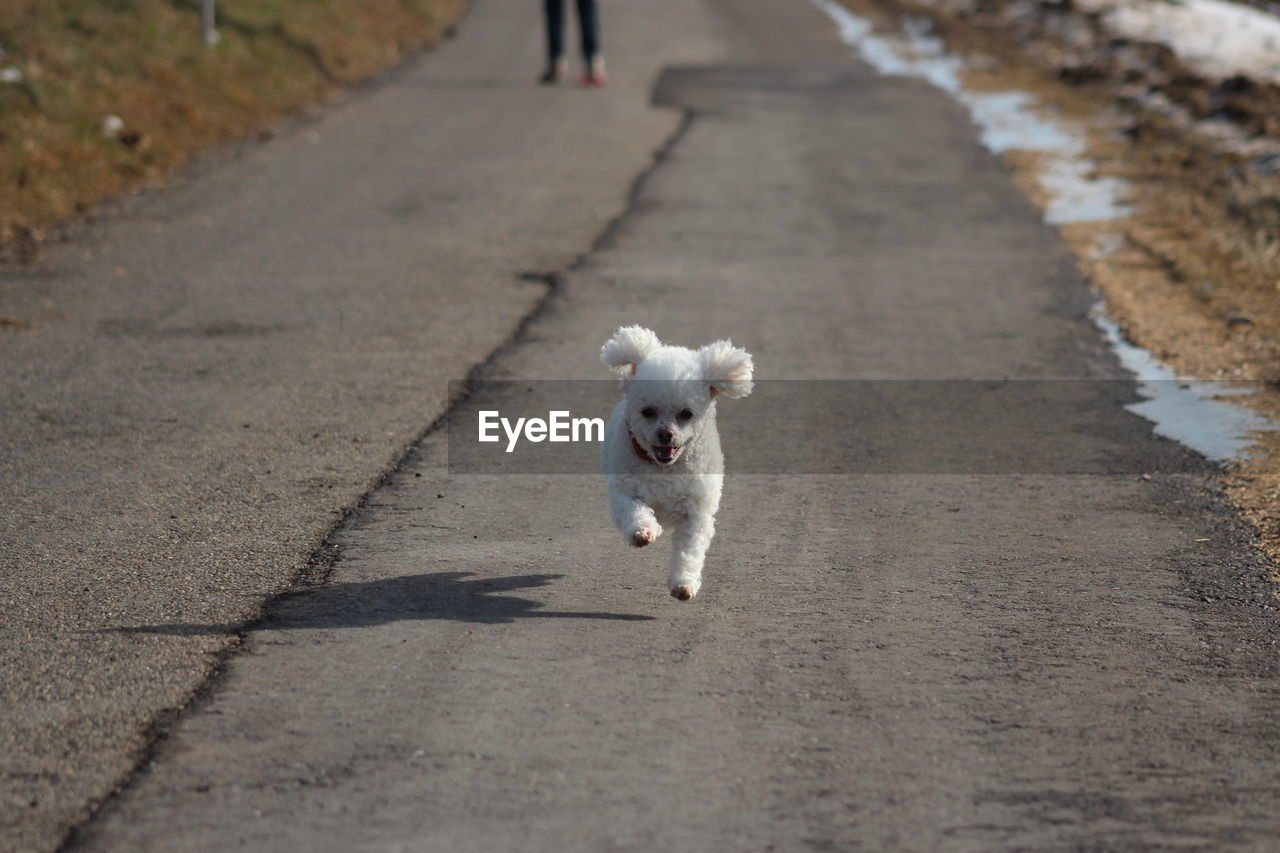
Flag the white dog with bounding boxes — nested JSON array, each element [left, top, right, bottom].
[[600, 326, 753, 601]]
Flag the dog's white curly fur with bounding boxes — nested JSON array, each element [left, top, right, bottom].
[[601, 325, 663, 377], [600, 326, 753, 601]]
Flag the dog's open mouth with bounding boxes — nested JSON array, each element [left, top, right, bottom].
[[653, 445, 681, 464]]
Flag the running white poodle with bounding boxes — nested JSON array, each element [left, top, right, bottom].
[[600, 326, 754, 601]]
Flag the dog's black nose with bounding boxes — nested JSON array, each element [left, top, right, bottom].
[[656, 428, 674, 445]]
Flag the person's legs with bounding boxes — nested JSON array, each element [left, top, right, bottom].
[[576, 0, 605, 85], [576, 0, 599, 63], [542, 0, 567, 81]]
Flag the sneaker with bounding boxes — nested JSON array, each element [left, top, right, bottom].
[[540, 58, 568, 85], [581, 56, 606, 87]]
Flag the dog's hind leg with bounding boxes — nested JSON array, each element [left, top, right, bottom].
[[610, 492, 662, 547], [667, 515, 715, 601]]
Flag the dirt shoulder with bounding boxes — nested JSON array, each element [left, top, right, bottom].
[[0, 0, 464, 262], [838, 0, 1280, 570]]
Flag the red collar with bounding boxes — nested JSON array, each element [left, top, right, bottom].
[[629, 429, 658, 465]]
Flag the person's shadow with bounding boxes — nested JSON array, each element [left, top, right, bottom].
[[108, 572, 654, 636]]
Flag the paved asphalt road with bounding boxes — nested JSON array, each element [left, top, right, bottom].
[[10, 0, 1280, 849]]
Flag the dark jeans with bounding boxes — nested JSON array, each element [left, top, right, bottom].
[[544, 0, 600, 63]]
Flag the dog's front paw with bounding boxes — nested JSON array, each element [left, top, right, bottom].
[[629, 519, 662, 547], [668, 576, 701, 601], [631, 523, 661, 547]]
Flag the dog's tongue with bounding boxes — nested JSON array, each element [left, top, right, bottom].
[[655, 446, 679, 462]]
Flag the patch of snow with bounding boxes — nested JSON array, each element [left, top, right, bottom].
[[1090, 302, 1277, 462], [1079, 0, 1280, 84], [0, 66, 23, 84]]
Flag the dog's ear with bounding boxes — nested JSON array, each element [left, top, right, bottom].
[[700, 340, 753, 399], [601, 326, 662, 377]]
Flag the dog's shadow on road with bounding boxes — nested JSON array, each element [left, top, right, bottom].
[[107, 572, 655, 637]]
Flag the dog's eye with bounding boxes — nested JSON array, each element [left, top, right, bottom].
[[641, 407, 657, 419], [679, 409, 694, 420]]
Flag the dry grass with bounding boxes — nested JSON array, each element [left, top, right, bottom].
[[0, 0, 463, 254]]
